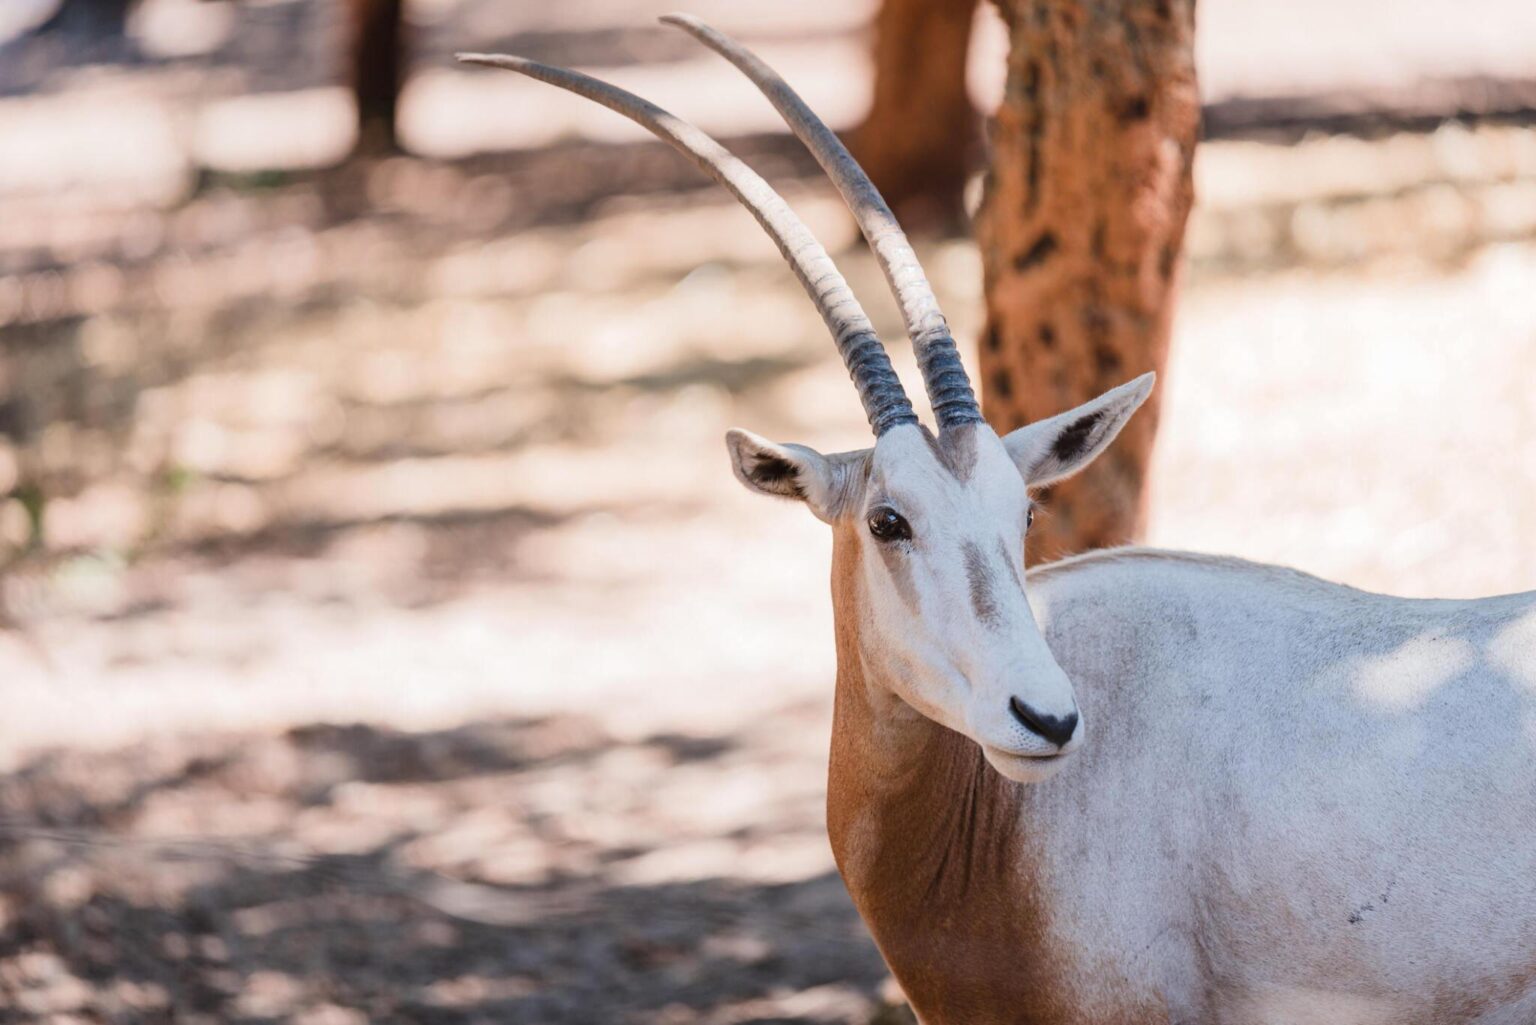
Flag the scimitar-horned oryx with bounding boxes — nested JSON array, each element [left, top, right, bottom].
[[462, 18, 1536, 1025]]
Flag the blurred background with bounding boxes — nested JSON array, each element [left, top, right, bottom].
[[1, 0, 1535, 1021]]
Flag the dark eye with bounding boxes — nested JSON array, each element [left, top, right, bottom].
[[867, 507, 912, 542], [1026, 507, 1035, 531]]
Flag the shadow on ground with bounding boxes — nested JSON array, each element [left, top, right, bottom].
[[0, 716, 896, 1023]]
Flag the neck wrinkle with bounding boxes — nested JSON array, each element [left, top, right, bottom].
[[826, 648, 1023, 920]]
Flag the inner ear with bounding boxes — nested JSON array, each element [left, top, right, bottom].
[[1049, 413, 1103, 466], [725, 428, 867, 522], [1003, 373, 1155, 489], [744, 448, 806, 499]]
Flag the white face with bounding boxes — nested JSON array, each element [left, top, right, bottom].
[[855, 424, 1082, 783], [726, 374, 1154, 785]]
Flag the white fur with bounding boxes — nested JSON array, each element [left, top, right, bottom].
[[1024, 549, 1536, 1023]]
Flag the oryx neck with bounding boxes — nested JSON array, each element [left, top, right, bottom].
[[824, 524, 1058, 1022]]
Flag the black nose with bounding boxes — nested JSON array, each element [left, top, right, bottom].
[[1009, 697, 1078, 748]]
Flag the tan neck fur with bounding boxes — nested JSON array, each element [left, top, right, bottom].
[[824, 523, 1074, 1024]]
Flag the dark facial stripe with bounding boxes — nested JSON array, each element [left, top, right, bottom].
[[995, 538, 1023, 594], [963, 541, 1001, 629]]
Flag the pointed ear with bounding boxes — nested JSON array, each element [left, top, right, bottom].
[[1002, 373, 1155, 489], [725, 429, 862, 523]]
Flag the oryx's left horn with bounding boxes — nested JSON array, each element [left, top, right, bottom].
[[662, 14, 985, 431], [456, 52, 919, 436]]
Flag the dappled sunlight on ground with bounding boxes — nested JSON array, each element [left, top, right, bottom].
[[1151, 242, 1536, 598], [0, 715, 884, 1022]]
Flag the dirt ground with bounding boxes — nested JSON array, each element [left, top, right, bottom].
[[3, 1, 1536, 1023]]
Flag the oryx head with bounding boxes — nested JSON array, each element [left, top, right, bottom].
[[728, 382, 1148, 783], [462, 17, 1151, 783]]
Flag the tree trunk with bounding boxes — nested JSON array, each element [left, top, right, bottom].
[[35, 0, 134, 37], [852, 0, 982, 231], [348, 0, 405, 154], [977, 0, 1198, 564]]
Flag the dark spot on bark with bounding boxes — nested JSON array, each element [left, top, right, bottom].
[[1122, 17, 1141, 47], [1021, 59, 1040, 101], [1038, 322, 1057, 349], [1021, 60, 1045, 212], [1094, 344, 1122, 375], [1052, 413, 1102, 464], [1082, 306, 1111, 347], [1091, 220, 1107, 260], [1119, 95, 1151, 122], [1025, 131, 1042, 212], [1154, 0, 1172, 19], [1081, 302, 1118, 347], [1159, 242, 1178, 282], [984, 322, 1001, 352], [1012, 231, 1058, 272], [749, 453, 804, 499], [990, 366, 1013, 401]]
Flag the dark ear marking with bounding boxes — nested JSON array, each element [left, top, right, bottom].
[[748, 453, 805, 499], [1004, 373, 1154, 488], [1051, 412, 1104, 464]]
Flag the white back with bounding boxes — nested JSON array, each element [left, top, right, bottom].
[[1022, 550, 1536, 1023]]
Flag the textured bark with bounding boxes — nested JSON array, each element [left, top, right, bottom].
[[348, 0, 406, 153], [852, 0, 983, 230], [978, 0, 1198, 564]]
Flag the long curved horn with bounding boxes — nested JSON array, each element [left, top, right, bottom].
[[455, 53, 918, 436], [661, 14, 984, 431]]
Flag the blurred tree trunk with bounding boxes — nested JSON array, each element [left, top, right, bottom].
[[852, 0, 982, 231], [34, 0, 134, 38], [977, 0, 1198, 563], [348, 0, 405, 153]]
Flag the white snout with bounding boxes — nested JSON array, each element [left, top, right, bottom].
[[968, 663, 1083, 783], [984, 744, 1078, 783]]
